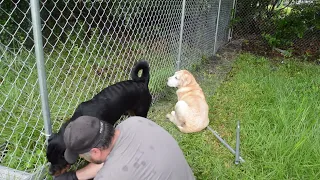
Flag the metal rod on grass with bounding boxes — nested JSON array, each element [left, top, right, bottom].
[[30, 0, 52, 142], [207, 126, 245, 163], [235, 120, 240, 164]]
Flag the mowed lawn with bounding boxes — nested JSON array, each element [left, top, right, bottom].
[[150, 53, 320, 179]]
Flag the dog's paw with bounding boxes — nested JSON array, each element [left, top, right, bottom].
[[166, 113, 172, 120], [166, 112, 177, 123]]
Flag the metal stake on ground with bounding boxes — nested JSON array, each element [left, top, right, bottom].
[[235, 120, 241, 165], [207, 125, 245, 163]]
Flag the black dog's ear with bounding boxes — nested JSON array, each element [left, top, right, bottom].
[[48, 133, 57, 143]]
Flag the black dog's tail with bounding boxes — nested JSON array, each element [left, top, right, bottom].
[[131, 60, 150, 85]]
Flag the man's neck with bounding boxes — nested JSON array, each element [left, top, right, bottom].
[[102, 129, 120, 158], [111, 129, 120, 148]]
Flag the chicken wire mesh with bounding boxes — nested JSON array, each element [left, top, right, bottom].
[[0, 0, 235, 178]]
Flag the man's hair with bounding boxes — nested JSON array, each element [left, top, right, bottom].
[[96, 122, 115, 150], [82, 151, 92, 159]]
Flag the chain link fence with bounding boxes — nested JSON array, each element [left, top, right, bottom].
[[0, 0, 235, 179], [232, 0, 320, 61]]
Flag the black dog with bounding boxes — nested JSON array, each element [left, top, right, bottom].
[[46, 60, 152, 176]]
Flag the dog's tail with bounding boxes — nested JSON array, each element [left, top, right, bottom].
[[131, 60, 150, 85]]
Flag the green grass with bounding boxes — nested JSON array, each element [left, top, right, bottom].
[[0, 48, 47, 170], [2, 41, 320, 180], [0, 37, 176, 173], [150, 53, 320, 179]]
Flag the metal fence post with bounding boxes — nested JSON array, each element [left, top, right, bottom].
[[213, 0, 222, 54], [228, 0, 238, 41], [177, 0, 187, 71], [30, 0, 52, 142]]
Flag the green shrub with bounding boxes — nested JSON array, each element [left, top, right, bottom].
[[263, 2, 320, 48]]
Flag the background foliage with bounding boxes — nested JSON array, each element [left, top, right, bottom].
[[232, 0, 320, 61]]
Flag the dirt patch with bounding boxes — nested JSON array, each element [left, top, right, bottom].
[[235, 35, 320, 62], [292, 37, 320, 61], [192, 40, 243, 97]]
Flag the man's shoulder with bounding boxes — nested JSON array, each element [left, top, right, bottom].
[[115, 116, 168, 142], [121, 116, 150, 123], [93, 162, 116, 180], [116, 116, 157, 128], [94, 162, 130, 180]]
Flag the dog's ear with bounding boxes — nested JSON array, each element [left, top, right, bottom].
[[181, 73, 192, 87], [48, 133, 57, 142], [46, 134, 57, 155]]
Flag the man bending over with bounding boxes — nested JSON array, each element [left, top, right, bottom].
[[54, 116, 195, 180]]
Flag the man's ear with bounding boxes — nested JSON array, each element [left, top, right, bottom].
[[90, 148, 101, 155]]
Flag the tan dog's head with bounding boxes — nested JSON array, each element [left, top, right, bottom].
[[167, 70, 196, 88]]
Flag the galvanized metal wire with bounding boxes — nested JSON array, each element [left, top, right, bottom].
[[0, 0, 235, 177]]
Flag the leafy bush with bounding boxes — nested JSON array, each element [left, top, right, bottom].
[[262, 2, 320, 48]]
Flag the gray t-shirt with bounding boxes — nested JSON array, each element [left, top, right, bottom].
[[94, 116, 196, 180]]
